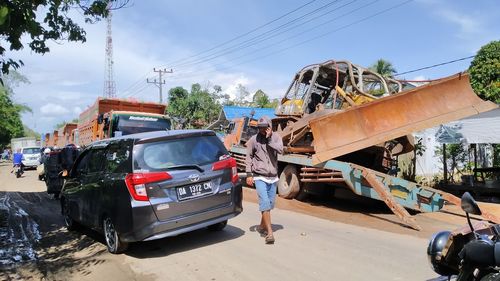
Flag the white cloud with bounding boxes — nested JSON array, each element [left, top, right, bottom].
[[73, 107, 82, 115], [439, 10, 481, 37], [40, 103, 70, 115], [217, 75, 251, 100], [412, 75, 427, 81], [419, 0, 496, 52], [410, 75, 430, 87]]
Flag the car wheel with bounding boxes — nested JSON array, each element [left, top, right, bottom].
[[207, 220, 227, 231], [103, 217, 128, 254], [62, 200, 78, 231]]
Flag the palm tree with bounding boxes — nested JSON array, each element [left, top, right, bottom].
[[370, 59, 397, 77]]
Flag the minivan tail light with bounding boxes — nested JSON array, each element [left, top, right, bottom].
[[212, 157, 239, 184], [125, 172, 172, 201]]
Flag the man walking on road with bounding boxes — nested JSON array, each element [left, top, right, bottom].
[[245, 116, 283, 244]]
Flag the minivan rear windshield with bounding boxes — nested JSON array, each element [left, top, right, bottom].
[[22, 148, 39, 154], [133, 135, 228, 171]]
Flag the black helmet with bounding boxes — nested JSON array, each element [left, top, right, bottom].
[[427, 231, 458, 276]]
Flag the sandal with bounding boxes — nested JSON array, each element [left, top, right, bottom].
[[256, 226, 268, 236], [265, 234, 275, 244]]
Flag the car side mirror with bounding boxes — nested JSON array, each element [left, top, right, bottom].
[[461, 192, 482, 215]]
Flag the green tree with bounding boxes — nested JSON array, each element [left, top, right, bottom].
[[435, 144, 468, 183], [167, 84, 222, 129], [168, 86, 189, 103], [0, 0, 128, 76], [268, 98, 279, 108], [369, 59, 397, 77], [252, 89, 278, 108], [0, 71, 30, 147], [493, 144, 500, 167], [469, 40, 500, 103], [252, 89, 270, 108], [235, 84, 250, 106]]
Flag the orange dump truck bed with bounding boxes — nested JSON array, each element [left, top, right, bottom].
[[79, 98, 166, 126], [78, 98, 167, 146]]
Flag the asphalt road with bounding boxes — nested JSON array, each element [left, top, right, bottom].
[[0, 162, 440, 280]]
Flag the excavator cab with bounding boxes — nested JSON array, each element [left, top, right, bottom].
[[275, 60, 411, 118], [272, 60, 420, 173]]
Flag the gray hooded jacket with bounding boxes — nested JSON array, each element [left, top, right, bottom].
[[245, 116, 283, 177]]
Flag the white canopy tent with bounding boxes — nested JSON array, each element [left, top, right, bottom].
[[435, 108, 500, 144], [415, 108, 500, 177]]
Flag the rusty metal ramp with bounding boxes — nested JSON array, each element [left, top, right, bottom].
[[310, 73, 498, 165]]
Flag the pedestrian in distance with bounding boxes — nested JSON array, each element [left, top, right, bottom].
[[11, 149, 24, 174], [245, 115, 283, 244]]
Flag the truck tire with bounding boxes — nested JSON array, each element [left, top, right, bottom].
[[278, 165, 301, 199]]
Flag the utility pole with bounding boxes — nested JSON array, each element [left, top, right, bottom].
[[147, 68, 173, 103]]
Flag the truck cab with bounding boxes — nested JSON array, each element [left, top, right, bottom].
[[99, 111, 172, 139]]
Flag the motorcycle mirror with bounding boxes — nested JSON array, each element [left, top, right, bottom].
[[461, 192, 482, 216]]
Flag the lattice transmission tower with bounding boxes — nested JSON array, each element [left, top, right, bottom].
[[103, 5, 116, 98]]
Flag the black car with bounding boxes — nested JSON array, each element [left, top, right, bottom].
[[60, 130, 243, 253]]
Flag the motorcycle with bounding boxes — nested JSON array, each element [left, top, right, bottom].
[[427, 192, 500, 281], [13, 164, 24, 178]]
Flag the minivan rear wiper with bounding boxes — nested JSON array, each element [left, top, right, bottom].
[[166, 164, 204, 172]]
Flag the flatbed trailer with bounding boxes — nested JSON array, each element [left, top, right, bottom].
[[223, 60, 499, 231], [229, 146, 500, 230]]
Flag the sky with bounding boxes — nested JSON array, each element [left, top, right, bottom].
[[6, 0, 500, 135]]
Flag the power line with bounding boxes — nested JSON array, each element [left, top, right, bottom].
[[166, 0, 317, 67], [120, 72, 153, 97], [168, 0, 369, 78], [172, 0, 346, 70], [123, 0, 319, 97], [127, 83, 154, 98], [169, 0, 402, 81], [394, 55, 475, 76]]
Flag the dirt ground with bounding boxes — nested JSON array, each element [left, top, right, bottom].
[[0, 161, 498, 280], [0, 162, 146, 281]]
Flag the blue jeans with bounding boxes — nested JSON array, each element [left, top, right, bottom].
[[255, 180, 277, 212]]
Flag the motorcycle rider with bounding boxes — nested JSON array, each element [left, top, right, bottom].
[[11, 149, 24, 174]]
